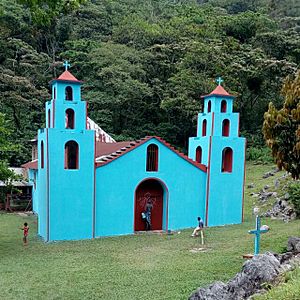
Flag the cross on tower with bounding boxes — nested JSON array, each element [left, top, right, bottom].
[[63, 60, 71, 71], [216, 76, 224, 86], [248, 215, 269, 255]]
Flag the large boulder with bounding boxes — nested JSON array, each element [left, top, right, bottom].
[[189, 253, 281, 300], [287, 237, 300, 253]]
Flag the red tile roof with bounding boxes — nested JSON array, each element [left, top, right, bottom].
[[22, 159, 38, 170], [96, 136, 207, 172], [52, 70, 83, 83], [95, 141, 133, 158], [201, 85, 235, 98]]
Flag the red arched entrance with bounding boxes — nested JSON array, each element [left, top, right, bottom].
[[134, 179, 164, 231]]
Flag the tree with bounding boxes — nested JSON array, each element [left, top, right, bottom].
[[263, 70, 300, 179]]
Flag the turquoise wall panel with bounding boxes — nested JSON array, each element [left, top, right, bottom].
[[95, 138, 206, 237]]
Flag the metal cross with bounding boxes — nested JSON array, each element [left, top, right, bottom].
[[216, 76, 224, 86], [63, 60, 71, 71], [248, 216, 269, 255]]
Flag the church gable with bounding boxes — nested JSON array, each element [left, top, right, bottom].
[[95, 136, 207, 172]]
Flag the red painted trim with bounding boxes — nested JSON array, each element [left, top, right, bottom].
[[52, 100, 55, 128], [96, 136, 207, 172], [46, 129, 50, 242], [241, 140, 247, 222], [92, 131, 96, 238], [211, 112, 215, 136], [205, 137, 212, 227], [205, 112, 215, 226], [133, 177, 169, 232]]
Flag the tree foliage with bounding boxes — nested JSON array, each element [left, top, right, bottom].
[[263, 71, 300, 179], [0, 0, 300, 164]]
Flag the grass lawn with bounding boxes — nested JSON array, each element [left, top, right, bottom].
[[1, 163, 299, 299]]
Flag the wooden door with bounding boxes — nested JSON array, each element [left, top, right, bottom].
[[134, 180, 163, 231]]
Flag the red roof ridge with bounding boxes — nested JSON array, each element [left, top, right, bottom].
[[52, 70, 82, 83], [96, 136, 207, 172], [201, 85, 235, 98]]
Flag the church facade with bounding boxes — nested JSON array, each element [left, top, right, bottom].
[[23, 65, 246, 242]]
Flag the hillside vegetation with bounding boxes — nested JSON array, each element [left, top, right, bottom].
[[0, 0, 299, 166]]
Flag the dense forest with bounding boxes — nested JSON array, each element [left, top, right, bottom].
[[0, 0, 299, 165]]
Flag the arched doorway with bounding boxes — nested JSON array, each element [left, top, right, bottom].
[[134, 179, 164, 231]]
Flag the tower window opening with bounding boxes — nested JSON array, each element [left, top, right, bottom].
[[53, 87, 56, 100], [207, 100, 211, 113], [146, 144, 158, 171], [221, 100, 227, 113], [41, 141, 44, 169], [65, 141, 79, 169], [221, 147, 233, 173], [222, 119, 230, 137], [202, 119, 207, 136], [48, 109, 51, 128], [65, 86, 73, 101], [65, 109, 75, 129], [196, 146, 202, 163]]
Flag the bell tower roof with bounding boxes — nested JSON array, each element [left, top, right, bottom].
[[201, 77, 235, 98], [50, 61, 83, 84]]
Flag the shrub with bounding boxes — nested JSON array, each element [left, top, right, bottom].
[[246, 146, 274, 163], [288, 182, 300, 217]]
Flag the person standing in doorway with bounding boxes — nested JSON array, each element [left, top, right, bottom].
[[145, 200, 153, 231]]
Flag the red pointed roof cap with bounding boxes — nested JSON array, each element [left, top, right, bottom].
[[201, 85, 235, 98], [57, 70, 80, 82], [201, 77, 235, 98], [50, 61, 83, 84]]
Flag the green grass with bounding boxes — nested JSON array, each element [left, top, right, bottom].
[[0, 163, 299, 299], [254, 268, 300, 300]]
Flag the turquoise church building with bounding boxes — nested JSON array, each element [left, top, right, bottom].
[[23, 64, 246, 242]]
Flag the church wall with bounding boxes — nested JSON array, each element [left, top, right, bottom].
[[213, 113, 239, 137], [206, 136, 246, 226], [95, 139, 206, 237], [47, 129, 95, 241], [28, 169, 39, 214], [188, 137, 209, 165], [37, 129, 47, 240]]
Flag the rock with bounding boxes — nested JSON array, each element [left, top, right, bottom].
[[264, 185, 270, 190], [248, 183, 255, 189], [262, 198, 296, 221], [287, 237, 300, 253], [274, 179, 280, 189], [189, 282, 230, 300], [278, 252, 294, 264], [189, 253, 281, 300], [284, 193, 290, 200], [263, 171, 274, 179]]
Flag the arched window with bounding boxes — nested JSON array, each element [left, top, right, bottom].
[[222, 119, 230, 137], [202, 119, 207, 136], [207, 100, 211, 113], [221, 100, 227, 113], [48, 109, 51, 128], [65, 86, 73, 101], [65, 141, 79, 169], [221, 147, 233, 173], [65, 109, 75, 129], [53, 87, 56, 100], [146, 144, 158, 171], [196, 146, 202, 163], [41, 141, 44, 169]]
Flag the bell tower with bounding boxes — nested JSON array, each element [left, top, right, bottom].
[[189, 77, 246, 226], [37, 62, 95, 241]]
